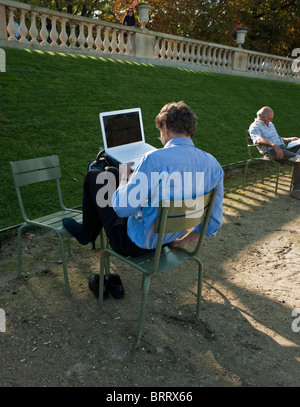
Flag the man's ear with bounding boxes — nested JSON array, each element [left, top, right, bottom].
[[162, 121, 168, 134]]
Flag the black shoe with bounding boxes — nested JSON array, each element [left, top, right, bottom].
[[62, 218, 89, 245], [88, 274, 108, 299], [107, 274, 125, 299]]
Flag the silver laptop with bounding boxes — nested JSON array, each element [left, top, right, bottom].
[[287, 139, 300, 150], [99, 108, 156, 170]]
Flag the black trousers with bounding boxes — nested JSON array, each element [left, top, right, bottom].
[[81, 168, 153, 257]]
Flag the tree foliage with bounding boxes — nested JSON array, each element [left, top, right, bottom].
[[112, 0, 300, 56], [18, 0, 300, 56]]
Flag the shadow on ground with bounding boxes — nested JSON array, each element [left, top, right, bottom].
[[0, 167, 299, 387]]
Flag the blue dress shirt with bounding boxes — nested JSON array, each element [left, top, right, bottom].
[[112, 138, 224, 249]]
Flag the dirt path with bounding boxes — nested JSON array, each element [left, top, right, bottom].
[[0, 169, 299, 387]]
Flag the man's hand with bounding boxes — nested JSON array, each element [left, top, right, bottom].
[[273, 144, 284, 159], [168, 230, 200, 250], [282, 137, 299, 143], [168, 238, 189, 250]]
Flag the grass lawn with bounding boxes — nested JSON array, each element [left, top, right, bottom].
[[1, 47, 300, 232]]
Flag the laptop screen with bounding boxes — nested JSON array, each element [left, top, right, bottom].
[[101, 109, 144, 148]]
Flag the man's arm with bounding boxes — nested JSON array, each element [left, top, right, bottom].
[[168, 230, 199, 250], [170, 165, 224, 251], [254, 136, 284, 159], [282, 137, 299, 143]]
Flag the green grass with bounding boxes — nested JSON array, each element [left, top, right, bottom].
[[1, 47, 300, 232]]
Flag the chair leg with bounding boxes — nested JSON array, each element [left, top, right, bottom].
[[262, 161, 267, 183], [196, 260, 203, 319], [135, 274, 151, 347], [104, 256, 111, 276], [57, 234, 71, 297], [243, 161, 250, 188], [99, 251, 106, 310], [290, 167, 294, 191], [100, 231, 111, 275], [275, 165, 280, 195], [17, 223, 27, 279], [141, 273, 146, 290], [67, 238, 72, 257]]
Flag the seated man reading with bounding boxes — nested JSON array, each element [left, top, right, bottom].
[[249, 106, 300, 200]]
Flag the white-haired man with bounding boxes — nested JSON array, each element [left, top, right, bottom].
[[249, 106, 300, 200]]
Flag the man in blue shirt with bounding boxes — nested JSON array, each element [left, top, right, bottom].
[[249, 106, 300, 200], [63, 102, 224, 255]]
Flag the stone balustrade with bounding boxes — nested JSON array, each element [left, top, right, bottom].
[[0, 0, 299, 82], [0, 0, 136, 55]]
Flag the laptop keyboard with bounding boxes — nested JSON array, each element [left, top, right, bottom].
[[116, 144, 155, 162]]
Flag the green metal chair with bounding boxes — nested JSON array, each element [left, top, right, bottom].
[[99, 189, 217, 347], [243, 130, 282, 194], [243, 130, 293, 194], [9, 155, 82, 296]]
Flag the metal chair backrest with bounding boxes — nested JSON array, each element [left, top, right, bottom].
[[246, 130, 261, 159], [9, 155, 64, 222], [154, 190, 217, 258]]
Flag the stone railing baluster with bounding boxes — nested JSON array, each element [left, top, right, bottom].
[[195, 44, 201, 65], [50, 16, 59, 47], [118, 30, 125, 55], [221, 49, 227, 68], [29, 11, 38, 45], [228, 51, 234, 70], [160, 39, 166, 60], [211, 48, 217, 66], [178, 41, 184, 62], [154, 37, 160, 59], [0, 0, 298, 82], [184, 42, 190, 63], [59, 18, 68, 48], [86, 23, 94, 50], [165, 39, 171, 60], [200, 45, 207, 65], [216, 49, 222, 67], [171, 40, 177, 61], [39, 15, 49, 46], [125, 31, 133, 55], [207, 46, 213, 66], [95, 25, 103, 53], [7, 7, 17, 41], [78, 22, 86, 50], [110, 28, 118, 54], [247, 54, 253, 72], [69, 22, 77, 49], [102, 27, 110, 54], [19, 9, 28, 43], [190, 43, 196, 64]]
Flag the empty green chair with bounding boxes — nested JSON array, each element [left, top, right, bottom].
[[99, 189, 217, 347], [9, 155, 82, 296]]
